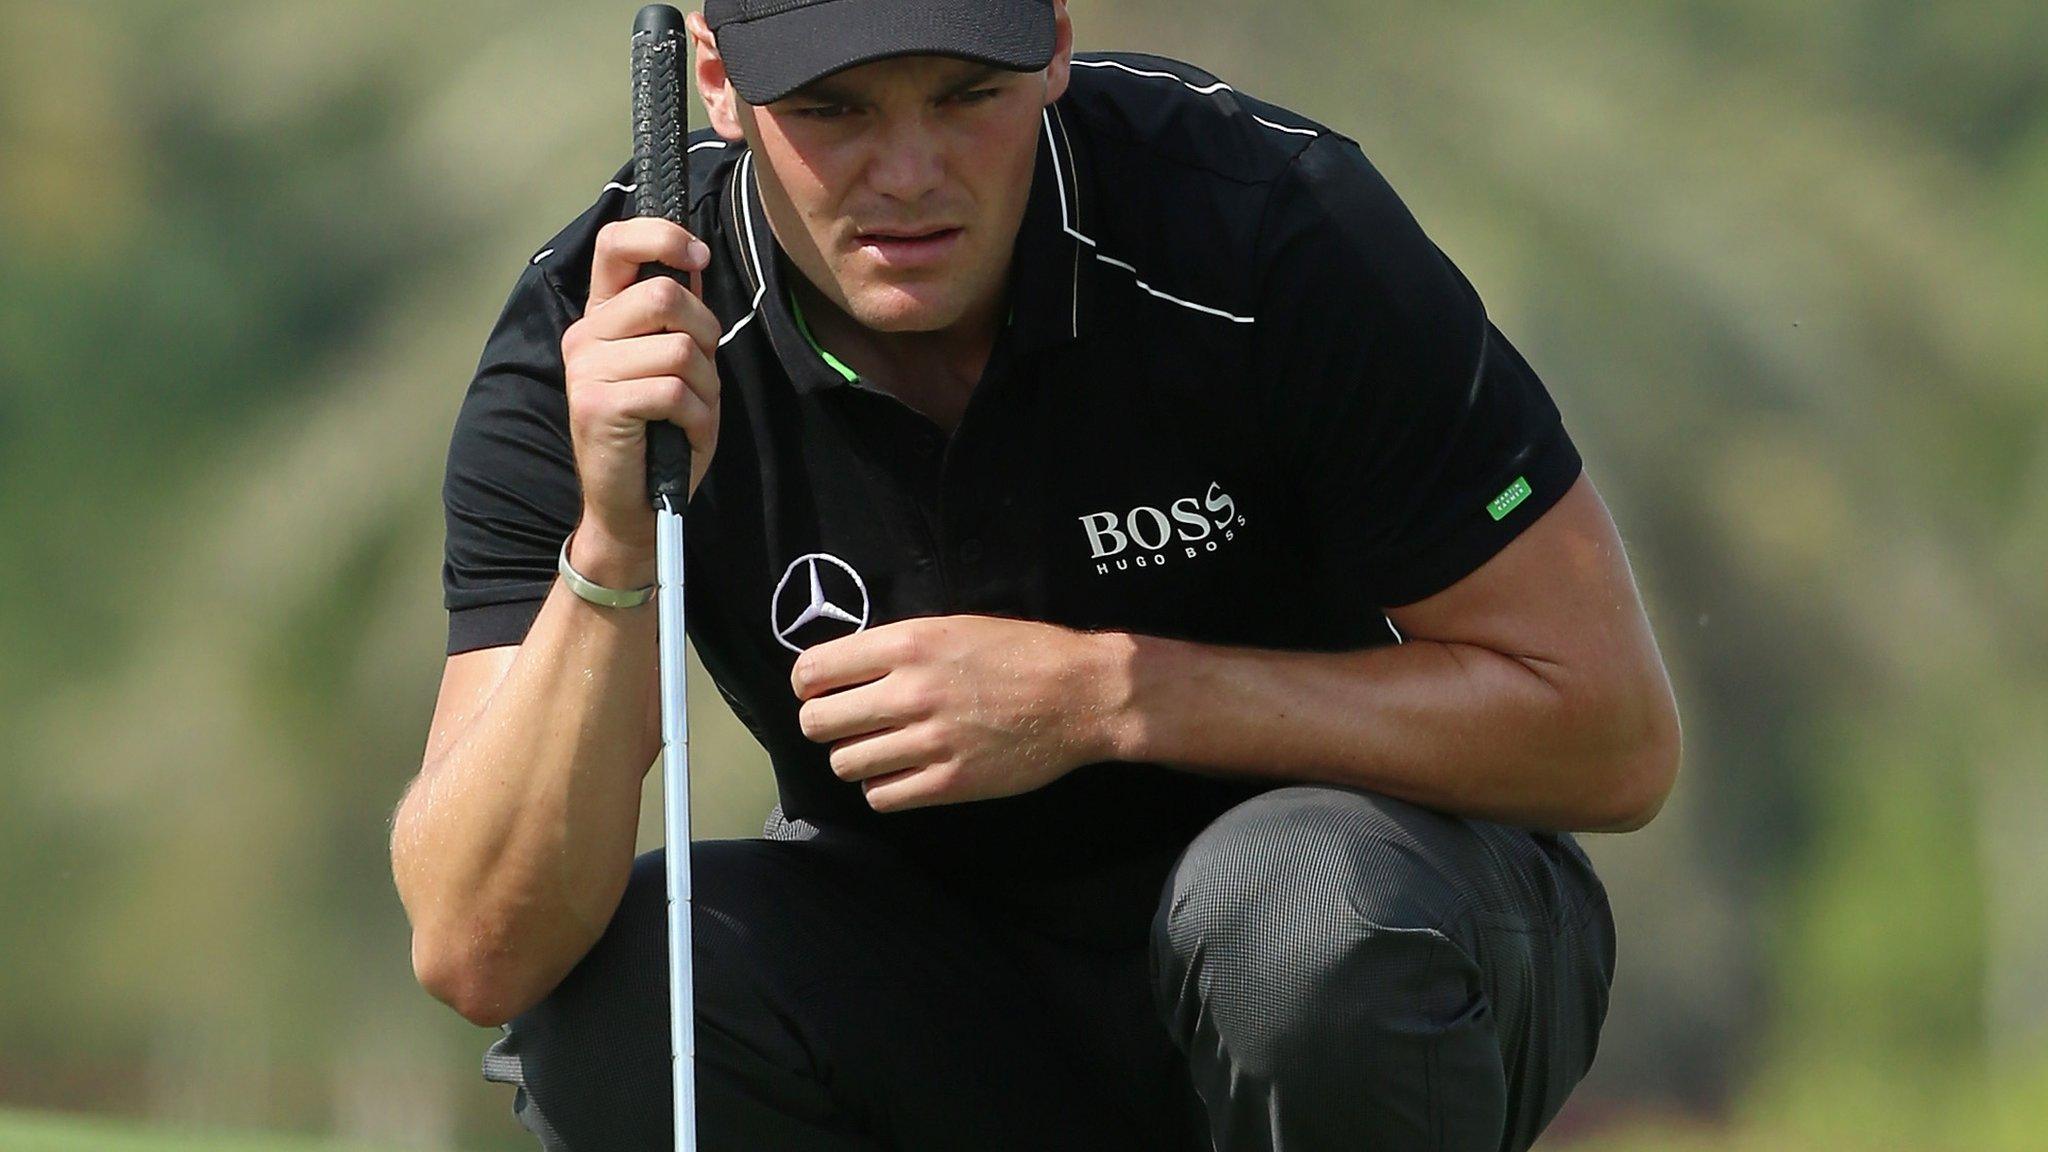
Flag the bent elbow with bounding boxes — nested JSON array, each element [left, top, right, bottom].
[[412, 932, 534, 1029], [1554, 668, 1679, 833], [1600, 695, 1682, 833], [1597, 766, 1671, 833]]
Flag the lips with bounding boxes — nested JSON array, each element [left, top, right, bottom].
[[853, 226, 963, 269], [859, 225, 955, 241]]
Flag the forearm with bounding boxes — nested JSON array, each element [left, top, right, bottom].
[[1099, 630, 1671, 832], [393, 536, 660, 1024]]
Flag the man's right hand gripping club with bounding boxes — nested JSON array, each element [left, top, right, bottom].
[[561, 217, 723, 591]]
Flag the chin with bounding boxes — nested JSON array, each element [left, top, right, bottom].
[[844, 282, 969, 333]]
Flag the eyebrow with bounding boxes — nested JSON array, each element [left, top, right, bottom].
[[937, 65, 1007, 97], [793, 64, 1008, 106]]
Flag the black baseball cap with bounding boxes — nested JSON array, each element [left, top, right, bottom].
[[704, 0, 1057, 106]]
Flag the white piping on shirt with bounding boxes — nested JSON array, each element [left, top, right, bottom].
[[1070, 58, 1319, 138], [718, 152, 768, 348], [1043, 105, 1257, 325]]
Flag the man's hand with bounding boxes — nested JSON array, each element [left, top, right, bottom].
[[790, 616, 1130, 813], [561, 218, 724, 585]]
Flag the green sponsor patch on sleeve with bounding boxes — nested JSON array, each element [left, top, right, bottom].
[[1487, 476, 1534, 521]]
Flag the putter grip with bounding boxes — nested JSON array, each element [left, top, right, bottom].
[[632, 4, 693, 507]]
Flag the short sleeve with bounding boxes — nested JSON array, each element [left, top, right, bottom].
[[441, 261, 584, 654], [1254, 133, 1581, 609]]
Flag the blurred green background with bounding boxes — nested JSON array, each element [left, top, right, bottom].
[[2, 1, 2043, 1149]]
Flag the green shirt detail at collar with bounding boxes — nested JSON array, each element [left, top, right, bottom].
[[787, 288, 1019, 386], [788, 288, 860, 384]]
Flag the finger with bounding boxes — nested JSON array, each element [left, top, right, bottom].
[[861, 764, 951, 813], [582, 332, 721, 399], [589, 218, 711, 311], [798, 678, 907, 745], [605, 376, 718, 442], [825, 726, 935, 784], [791, 623, 921, 701], [581, 270, 723, 352]]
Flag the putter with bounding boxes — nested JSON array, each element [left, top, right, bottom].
[[630, 6, 697, 1150]]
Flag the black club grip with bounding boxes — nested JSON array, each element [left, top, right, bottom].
[[632, 4, 693, 507]]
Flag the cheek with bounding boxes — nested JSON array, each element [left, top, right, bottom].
[[977, 131, 1040, 235], [787, 170, 842, 227], [792, 179, 858, 265], [991, 112, 1043, 197], [760, 138, 849, 228]]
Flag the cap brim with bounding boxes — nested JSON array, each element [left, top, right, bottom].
[[716, 0, 1056, 106]]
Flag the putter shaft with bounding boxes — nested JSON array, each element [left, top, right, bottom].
[[657, 494, 695, 1152]]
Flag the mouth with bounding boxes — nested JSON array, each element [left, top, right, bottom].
[[852, 225, 963, 269]]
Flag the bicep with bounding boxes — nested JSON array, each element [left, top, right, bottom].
[[1385, 471, 1663, 690]]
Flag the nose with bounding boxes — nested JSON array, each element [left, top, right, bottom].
[[865, 112, 945, 204]]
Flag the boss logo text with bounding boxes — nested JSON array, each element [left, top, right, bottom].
[[1079, 482, 1246, 575]]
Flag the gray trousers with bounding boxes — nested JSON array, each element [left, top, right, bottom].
[[481, 786, 1616, 1151]]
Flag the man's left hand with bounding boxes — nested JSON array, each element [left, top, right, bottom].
[[790, 615, 1128, 813]]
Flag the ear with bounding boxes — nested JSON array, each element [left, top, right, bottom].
[[1043, 0, 1074, 104], [687, 10, 747, 142]]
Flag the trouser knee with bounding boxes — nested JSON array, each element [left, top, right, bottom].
[[1149, 786, 1625, 1150], [1150, 786, 1484, 1079]]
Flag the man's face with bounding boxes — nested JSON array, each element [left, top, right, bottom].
[[734, 55, 1056, 333]]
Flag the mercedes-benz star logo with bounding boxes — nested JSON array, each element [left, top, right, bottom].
[[771, 553, 871, 653]]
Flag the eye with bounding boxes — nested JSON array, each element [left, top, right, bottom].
[[949, 87, 1002, 106], [793, 103, 854, 121]]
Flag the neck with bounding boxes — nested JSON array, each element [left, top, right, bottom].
[[791, 273, 1006, 433]]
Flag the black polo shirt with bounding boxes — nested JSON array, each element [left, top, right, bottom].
[[441, 51, 1582, 945]]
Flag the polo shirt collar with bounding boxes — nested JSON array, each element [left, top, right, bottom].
[[735, 102, 1095, 396]]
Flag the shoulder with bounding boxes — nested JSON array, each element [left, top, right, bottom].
[[1074, 53, 1471, 323], [518, 127, 748, 312], [1059, 52, 1416, 327], [1064, 49, 1427, 249], [1061, 51, 1332, 185]]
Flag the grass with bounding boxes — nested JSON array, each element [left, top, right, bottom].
[[13, 1100, 2048, 1152], [0, 1104, 1775, 1152], [0, 1107, 454, 1152]]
